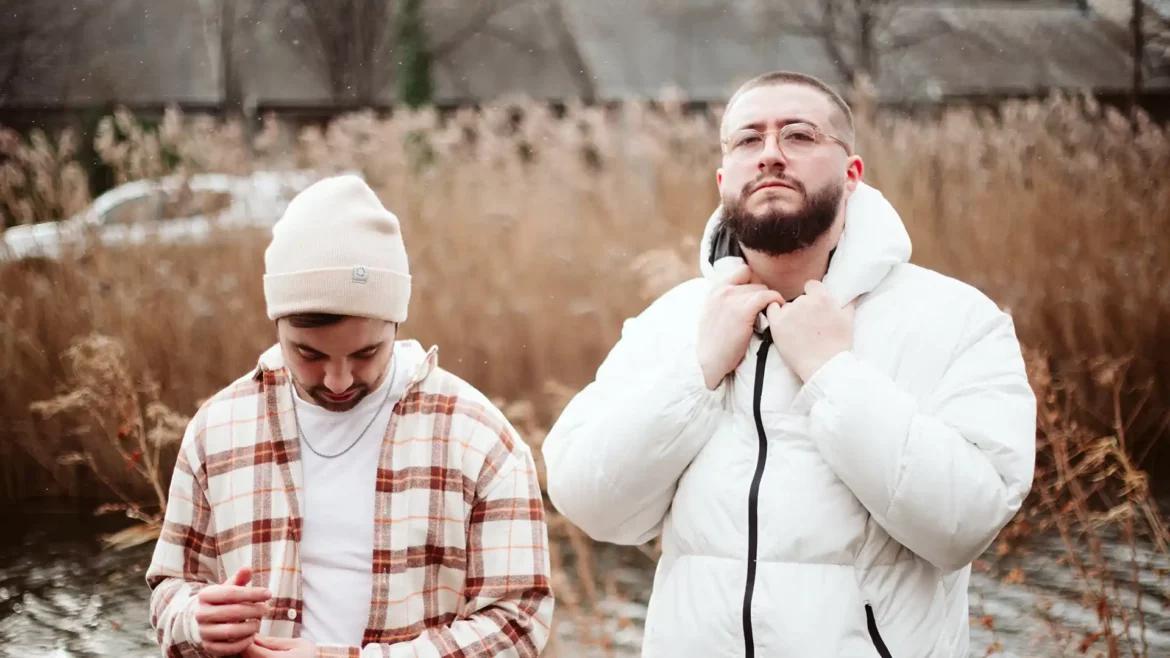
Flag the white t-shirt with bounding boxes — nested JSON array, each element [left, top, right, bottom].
[[293, 341, 421, 646]]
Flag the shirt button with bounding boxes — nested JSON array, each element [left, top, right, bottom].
[[287, 609, 297, 621]]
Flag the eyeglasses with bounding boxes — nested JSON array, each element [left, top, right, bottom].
[[721, 123, 851, 159]]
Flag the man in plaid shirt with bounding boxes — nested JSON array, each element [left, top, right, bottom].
[[145, 175, 554, 658]]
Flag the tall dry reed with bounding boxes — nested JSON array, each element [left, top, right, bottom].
[[855, 94, 1170, 471], [1, 90, 1168, 654], [0, 125, 89, 228]]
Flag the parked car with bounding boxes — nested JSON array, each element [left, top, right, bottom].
[[0, 169, 359, 261]]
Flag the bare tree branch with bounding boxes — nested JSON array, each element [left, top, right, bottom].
[[271, 0, 534, 104], [1133, 0, 1146, 100], [196, 0, 246, 117], [882, 11, 960, 53], [800, 0, 969, 84], [542, 0, 596, 102], [430, 0, 526, 60], [222, 0, 241, 115], [1149, 10, 1170, 75], [281, 0, 397, 103], [478, 25, 545, 54], [822, 0, 858, 83], [434, 56, 472, 98]]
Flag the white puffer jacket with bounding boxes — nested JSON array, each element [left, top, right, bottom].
[[542, 182, 1036, 657]]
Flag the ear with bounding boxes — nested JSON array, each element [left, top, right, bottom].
[[716, 167, 723, 188], [844, 155, 864, 193]]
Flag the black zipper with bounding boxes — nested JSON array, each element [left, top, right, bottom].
[[742, 332, 773, 658], [865, 603, 893, 658]]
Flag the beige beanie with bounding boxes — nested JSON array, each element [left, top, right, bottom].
[[263, 175, 410, 323]]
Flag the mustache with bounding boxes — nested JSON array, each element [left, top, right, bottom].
[[309, 384, 368, 398], [744, 175, 805, 196]]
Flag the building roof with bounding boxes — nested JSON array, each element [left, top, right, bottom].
[[0, 0, 1163, 109], [877, 6, 1144, 100], [558, 0, 850, 102]]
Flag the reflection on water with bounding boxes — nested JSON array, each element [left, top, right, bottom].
[[0, 511, 158, 658], [1, 510, 1168, 658]]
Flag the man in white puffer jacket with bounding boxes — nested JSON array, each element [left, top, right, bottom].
[[542, 71, 1037, 657]]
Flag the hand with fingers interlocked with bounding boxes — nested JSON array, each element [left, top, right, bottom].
[[193, 566, 272, 656]]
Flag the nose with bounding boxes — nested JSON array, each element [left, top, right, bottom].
[[757, 133, 788, 172], [322, 362, 354, 394]]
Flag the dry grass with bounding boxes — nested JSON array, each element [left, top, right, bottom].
[[1, 88, 1169, 655], [978, 350, 1170, 656], [0, 125, 89, 226]]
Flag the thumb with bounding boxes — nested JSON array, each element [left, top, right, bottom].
[[765, 301, 783, 326], [843, 298, 858, 317], [227, 565, 253, 587]]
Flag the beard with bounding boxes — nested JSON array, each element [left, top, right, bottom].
[[310, 386, 371, 412], [721, 174, 845, 256], [294, 378, 374, 412]]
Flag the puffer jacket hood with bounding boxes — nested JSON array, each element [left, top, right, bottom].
[[543, 181, 1036, 657]]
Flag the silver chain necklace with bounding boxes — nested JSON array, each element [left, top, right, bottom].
[[290, 365, 397, 459]]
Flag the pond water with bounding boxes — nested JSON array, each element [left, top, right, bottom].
[[1, 509, 1167, 658]]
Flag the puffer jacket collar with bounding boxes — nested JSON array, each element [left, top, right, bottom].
[[697, 181, 913, 330]]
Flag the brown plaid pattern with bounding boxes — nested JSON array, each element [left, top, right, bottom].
[[146, 343, 554, 658]]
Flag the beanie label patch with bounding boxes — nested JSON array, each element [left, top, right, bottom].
[[352, 266, 369, 284]]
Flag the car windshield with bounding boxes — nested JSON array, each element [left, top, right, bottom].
[[101, 193, 161, 225]]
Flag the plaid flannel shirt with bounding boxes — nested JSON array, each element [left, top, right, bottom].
[[145, 342, 554, 658]]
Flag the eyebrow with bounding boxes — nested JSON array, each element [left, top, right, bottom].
[[292, 341, 384, 357], [732, 117, 821, 133]]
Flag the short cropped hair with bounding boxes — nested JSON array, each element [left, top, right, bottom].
[[721, 71, 855, 151]]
